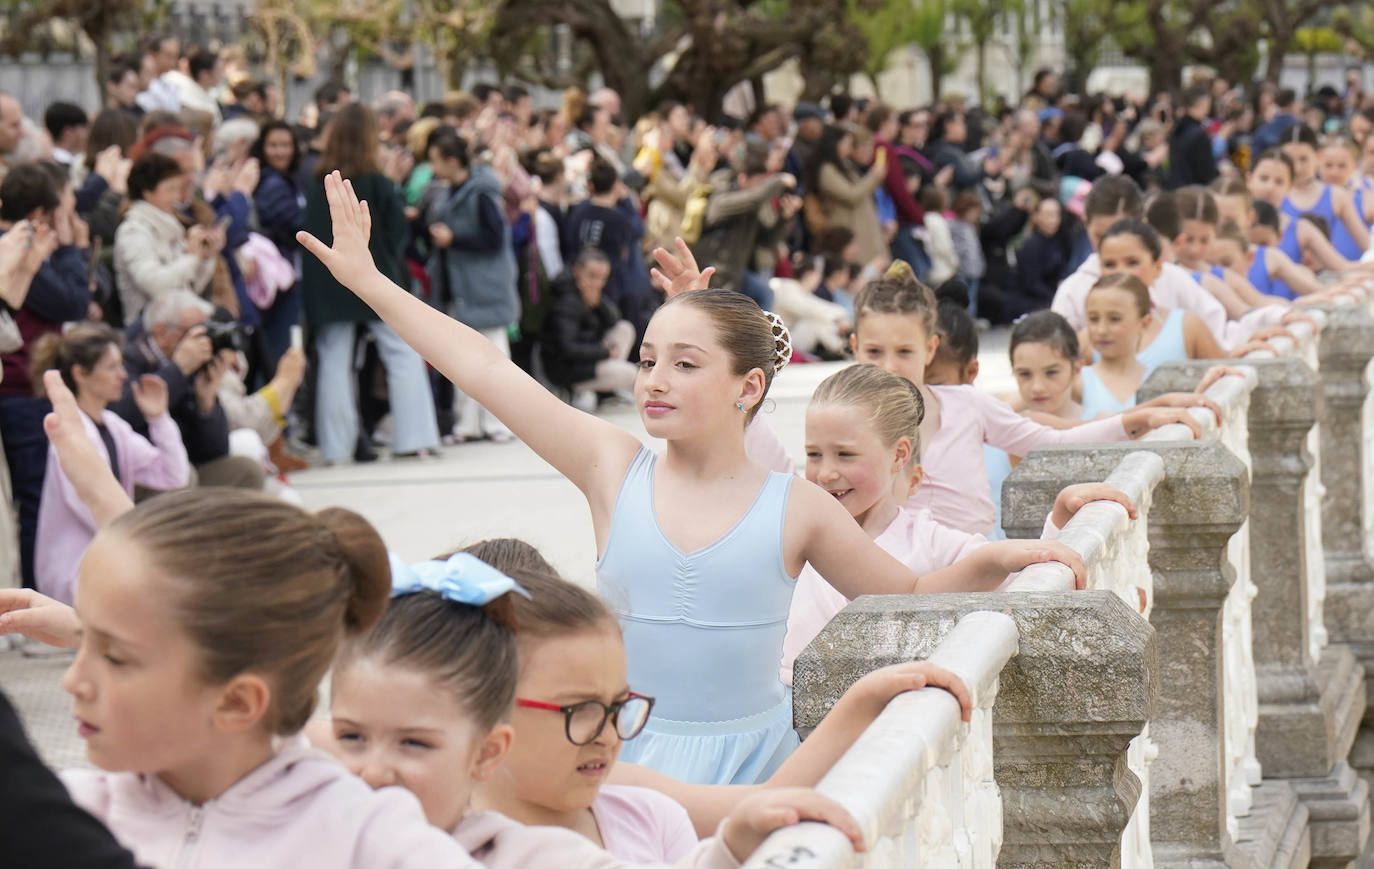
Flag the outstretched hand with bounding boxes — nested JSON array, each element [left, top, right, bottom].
[[1122, 405, 1203, 439], [296, 171, 376, 284], [721, 787, 864, 860], [844, 660, 973, 723], [986, 539, 1088, 590], [1052, 482, 1136, 530], [42, 369, 133, 526], [0, 588, 80, 648], [650, 237, 715, 299]]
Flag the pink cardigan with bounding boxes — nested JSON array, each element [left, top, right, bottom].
[[61, 737, 479, 868], [35, 409, 189, 604], [456, 810, 740, 868], [780, 506, 987, 685], [911, 385, 1128, 535]]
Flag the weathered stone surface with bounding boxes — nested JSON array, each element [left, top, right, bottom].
[[1313, 303, 1374, 587], [1233, 780, 1311, 869], [793, 591, 1156, 868], [1290, 761, 1371, 868], [1004, 440, 1247, 866]]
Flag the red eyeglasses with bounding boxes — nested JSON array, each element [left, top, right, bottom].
[[515, 692, 655, 746]]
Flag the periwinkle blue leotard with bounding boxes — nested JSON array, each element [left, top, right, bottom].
[[1283, 185, 1363, 261], [1247, 246, 1274, 296], [596, 448, 799, 785]]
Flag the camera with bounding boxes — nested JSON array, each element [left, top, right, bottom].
[[203, 320, 252, 355]]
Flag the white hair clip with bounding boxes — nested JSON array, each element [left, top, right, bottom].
[[763, 310, 792, 375]]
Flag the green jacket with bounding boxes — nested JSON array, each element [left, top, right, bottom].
[[302, 172, 408, 327]]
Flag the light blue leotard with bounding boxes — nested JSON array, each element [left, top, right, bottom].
[[596, 448, 799, 785], [983, 443, 1010, 542], [1080, 366, 1138, 418], [1135, 308, 1188, 376]]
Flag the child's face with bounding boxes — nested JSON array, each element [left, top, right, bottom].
[[1280, 142, 1316, 183], [63, 534, 231, 783], [1175, 219, 1215, 268], [1098, 233, 1162, 288], [1249, 223, 1278, 247], [850, 313, 938, 385], [637, 304, 761, 440], [330, 660, 496, 831], [1249, 158, 1293, 205], [1319, 146, 1356, 187], [501, 629, 635, 814], [1011, 341, 1078, 416], [1085, 287, 1149, 360], [1214, 194, 1249, 229], [805, 402, 908, 524], [1209, 237, 1246, 271], [1032, 199, 1062, 236], [923, 355, 978, 386]]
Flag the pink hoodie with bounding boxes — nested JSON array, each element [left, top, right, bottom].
[[60, 737, 478, 869], [455, 811, 740, 868]]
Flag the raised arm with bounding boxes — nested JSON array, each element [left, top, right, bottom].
[[297, 172, 642, 501], [1332, 187, 1371, 252]]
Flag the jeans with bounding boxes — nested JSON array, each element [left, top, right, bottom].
[[891, 224, 931, 278], [315, 320, 439, 462], [262, 282, 304, 363], [740, 271, 775, 310], [0, 395, 50, 588]]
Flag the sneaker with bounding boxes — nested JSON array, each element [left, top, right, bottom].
[[488, 431, 515, 444], [392, 447, 439, 460], [572, 390, 598, 413]]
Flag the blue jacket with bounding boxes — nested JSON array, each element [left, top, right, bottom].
[[253, 167, 305, 257], [427, 165, 519, 330], [1252, 113, 1298, 156]]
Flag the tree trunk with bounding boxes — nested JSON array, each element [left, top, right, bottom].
[[927, 45, 945, 100], [1266, 32, 1289, 81], [975, 39, 986, 108], [1149, 51, 1184, 95], [90, 30, 111, 108]]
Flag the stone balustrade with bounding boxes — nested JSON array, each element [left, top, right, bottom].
[[742, 611, 1017, 869], [773, 289, 1374, 868]]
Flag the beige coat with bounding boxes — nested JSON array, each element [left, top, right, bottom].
[[642, 154, 710, 254], [818, 163, 886, 263], [113, 200, 216, 322]]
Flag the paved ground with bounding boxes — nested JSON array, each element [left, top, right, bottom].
[[0, 329, 1015, 772]]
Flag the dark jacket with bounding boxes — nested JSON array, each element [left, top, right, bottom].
[[1014, 230, 1068, 310], [302, 172, 408, 327], [1168, 115, 1219, 189], [0, 233, 90, 397], [928, 141, 983, 190], [427, 165, 519, 330], [1252, 113, 1298, 157], [253, 166, 305, 257], [112, 321, 229, 466], [562, 198, 646, 314], [2, 690, 146, 869], [540, 271, 621, 386], [690, 172, 789, 294]]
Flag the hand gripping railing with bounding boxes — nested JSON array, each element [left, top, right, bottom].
[[743, 612, 1018, 869]]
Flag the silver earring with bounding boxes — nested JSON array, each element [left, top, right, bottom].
[[736, 401, 745, 412]]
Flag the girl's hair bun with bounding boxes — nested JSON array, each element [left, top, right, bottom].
[[319, 507, 391, 635]]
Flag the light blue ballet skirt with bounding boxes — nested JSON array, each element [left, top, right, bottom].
[[596, 448, 800, 785], [1080, 366, 1138, 418]]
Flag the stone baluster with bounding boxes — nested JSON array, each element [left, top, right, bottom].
[[1311, 301, 1374, 865], [793, 591, 1155, 867], [1004, 440, 1259, 867], [1141, 359, 1369, 867]]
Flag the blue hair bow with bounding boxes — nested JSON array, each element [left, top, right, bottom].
[[388, 552, 532, 605]]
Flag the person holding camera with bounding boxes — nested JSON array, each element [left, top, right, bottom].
[[111, 290, 264, 491], [113, 152, 220, 322], [689, 141, 799, 309]]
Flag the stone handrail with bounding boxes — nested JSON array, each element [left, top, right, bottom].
[[744, 611, 1018, 868], [791, 286, 1374, 867]]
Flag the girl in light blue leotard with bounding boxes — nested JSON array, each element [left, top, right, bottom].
[[300, 188, 1085, 788]]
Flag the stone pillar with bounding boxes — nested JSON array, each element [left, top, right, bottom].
[[1005, 440, 1267, 867], [1312, 302, 1374, 866], [793, 591, 1155, 868], [1139, 360, 1369, 868]]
